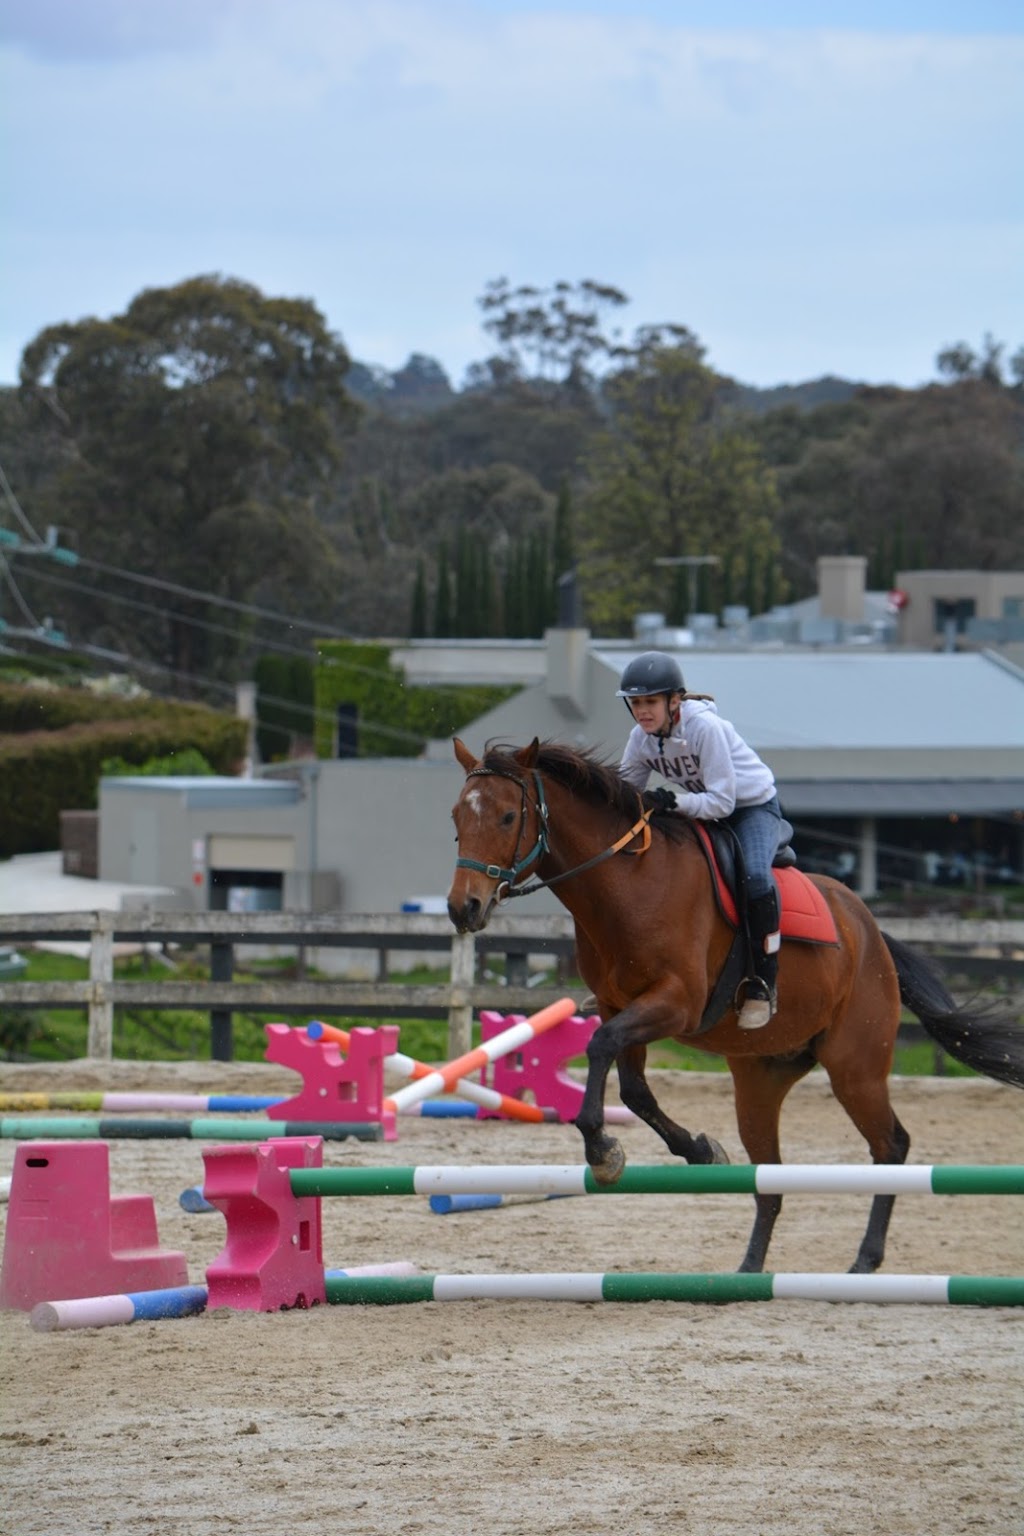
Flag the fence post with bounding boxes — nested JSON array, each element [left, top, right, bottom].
[[87, 912, 114, 1059], [447, 931, 476, 1058], [210, 940, 234, 1062], [505, 948, 529, 987]]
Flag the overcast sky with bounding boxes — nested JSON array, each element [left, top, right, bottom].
[[2, 0, 1021, 392]]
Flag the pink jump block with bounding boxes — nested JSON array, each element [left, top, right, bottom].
[[263, 1022, 398, 1139], [477, 1010, 598, 1122], [203, 1137, 325, 1312], [0, 1141, 188, 1312]]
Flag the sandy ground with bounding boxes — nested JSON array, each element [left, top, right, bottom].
[[0, 1059, 1022, 1536]]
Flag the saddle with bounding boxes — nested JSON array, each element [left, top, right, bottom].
[[690, 820, 838, 1034]]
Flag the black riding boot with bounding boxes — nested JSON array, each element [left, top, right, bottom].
[[737, 887, 781, 1030]]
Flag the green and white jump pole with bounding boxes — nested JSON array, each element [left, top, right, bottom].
[[323, 1271, 1024, 1307], [291, 1162, 1024, 1199]]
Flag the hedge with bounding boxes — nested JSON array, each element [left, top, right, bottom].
[[313, 641, 517, 758], [0, 693, 248, 857]]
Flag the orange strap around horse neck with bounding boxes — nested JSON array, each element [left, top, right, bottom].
[[506, 798, 653, 899], [613, 808, 653, 856]]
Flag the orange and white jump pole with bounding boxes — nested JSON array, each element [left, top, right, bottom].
[[307, 1007, 575, 1124], [379, 998, 577, 1121]]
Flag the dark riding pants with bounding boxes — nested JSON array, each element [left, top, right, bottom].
[[727, 795, 783, 901]]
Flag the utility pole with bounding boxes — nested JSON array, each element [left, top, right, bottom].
[[654, 555, 720, 624]]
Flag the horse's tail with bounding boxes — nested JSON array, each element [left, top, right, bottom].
[[881, 931, 1024, 1089]]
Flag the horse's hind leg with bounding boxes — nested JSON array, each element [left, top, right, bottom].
[[820, 1060, 911, 1273], [616, 1045, 729, 1165], [728, 1053, 818, 1273]]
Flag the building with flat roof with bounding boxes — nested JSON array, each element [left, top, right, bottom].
[[99, 631, 1024, 916]]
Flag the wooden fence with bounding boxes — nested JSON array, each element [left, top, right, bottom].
[[0, 910, 1021, 1064]]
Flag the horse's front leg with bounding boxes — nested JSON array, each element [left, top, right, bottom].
[[616, 1044, 730, 1167], [575, 1015, 627, 1183], [576, 998, 729, 1183]]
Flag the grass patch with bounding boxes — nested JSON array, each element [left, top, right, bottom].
[[0, 949, 987, 1078]]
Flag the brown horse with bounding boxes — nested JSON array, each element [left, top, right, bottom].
[[447, 737, 1024, 1274]]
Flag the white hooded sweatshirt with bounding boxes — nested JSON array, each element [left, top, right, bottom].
[[619, 698, 775, 821]]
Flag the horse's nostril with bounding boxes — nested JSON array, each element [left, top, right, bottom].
[[447, 895, 481, 933]]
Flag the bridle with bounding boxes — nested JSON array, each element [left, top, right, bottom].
[[455, 765, 654, 902]]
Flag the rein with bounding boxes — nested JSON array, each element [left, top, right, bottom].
[[455, 765, 653, 901]]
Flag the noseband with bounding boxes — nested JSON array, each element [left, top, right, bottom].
[[455, 764, 654, 902]]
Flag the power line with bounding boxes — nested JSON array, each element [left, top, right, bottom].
[[73, 553, 360, 640], [0, 461, 46, 544], [0, 458, 518, 720], [0, 635, 431, 749], [1, 557, 44, 629], [17, 564, 322, 660], [13, 550, 507, 700]]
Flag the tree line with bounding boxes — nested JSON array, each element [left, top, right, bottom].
[[1, 274, 1021, 703]]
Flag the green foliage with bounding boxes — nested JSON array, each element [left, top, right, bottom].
[[579, 346, 785, 633], [409, 558, 428, 639], [313, 641, 517, 758], [552, 478, 575, 577], [253, 654, 315, 762], [13, 275, 361, 680], [477, 276, 629, 382], [101, 747, 216, 777], [0, 680, 247, 855], [757, 381, 1024, 597], [6, 943, 982, 1075], [6, 274, 1022, 659]]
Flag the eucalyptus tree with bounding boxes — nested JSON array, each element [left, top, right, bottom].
[[16, 276, 361, 688], [578, 336, 784, 633]]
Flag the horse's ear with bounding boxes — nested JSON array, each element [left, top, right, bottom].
[[515, 738, 540, 769], [453, 737, 479, 774]]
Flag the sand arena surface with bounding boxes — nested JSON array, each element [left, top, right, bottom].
[[1, 1060, 1022, 1536]]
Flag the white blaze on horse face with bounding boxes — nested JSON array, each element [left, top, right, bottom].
[[464, 787, 486, 820]]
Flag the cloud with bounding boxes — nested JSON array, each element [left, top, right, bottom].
[[1, 1, 1021, 389]]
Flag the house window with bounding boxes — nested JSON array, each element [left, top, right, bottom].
[[933, 597, 975, 635], [336, 702, 358, 758]]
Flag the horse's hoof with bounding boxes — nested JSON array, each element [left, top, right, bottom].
[[693, 1133, 730, 1166], [589, 1140, 626, 1185]]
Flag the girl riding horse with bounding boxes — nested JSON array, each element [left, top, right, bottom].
[[447, 735, 1024, 1274]]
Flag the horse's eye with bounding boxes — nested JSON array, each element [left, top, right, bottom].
[[501, 810, 516, 827]]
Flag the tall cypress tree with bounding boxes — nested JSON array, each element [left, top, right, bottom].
[[719, 548, 736, 616], [551, 480, 575, 627], [476, 542, 494, 637], [458, 524, 486, 637], [762, 557, 778, 615], [527, 530, 550, 637], [409, 558, 428, 638], [669, 565, 688, 625], [434, 542, 452, 638], [742, 538, 761, 618], [504, 541, 526, 638]]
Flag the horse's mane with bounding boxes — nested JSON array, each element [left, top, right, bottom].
[[481, 738, 691, 842]]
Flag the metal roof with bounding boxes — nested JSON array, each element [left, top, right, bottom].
[[101, 777, 302, 810], [777, 780, 1023, 816], [592, 649, 1024, 751]]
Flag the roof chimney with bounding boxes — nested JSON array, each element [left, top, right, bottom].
[[545, 626, 590, 718], [817, 556, 867, 623]]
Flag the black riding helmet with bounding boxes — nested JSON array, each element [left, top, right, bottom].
[[616, 651, 685, 699]]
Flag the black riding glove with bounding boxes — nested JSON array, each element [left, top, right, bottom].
[[645, 787, 678, 813]]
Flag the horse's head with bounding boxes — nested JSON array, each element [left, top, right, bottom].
[[447, 737, 547, 933]]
